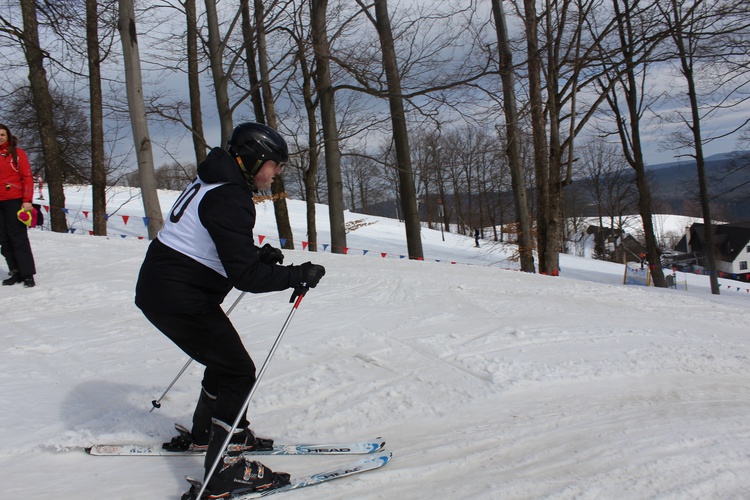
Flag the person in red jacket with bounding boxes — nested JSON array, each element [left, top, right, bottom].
[[0, 124, 36, 288]]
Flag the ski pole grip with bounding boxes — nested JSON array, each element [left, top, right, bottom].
[[290, 286, 308, 303], [151, 399, 161, 409]]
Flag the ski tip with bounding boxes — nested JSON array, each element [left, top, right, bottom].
[[376, 437, 386, 451], [369, 450, 393, 468]]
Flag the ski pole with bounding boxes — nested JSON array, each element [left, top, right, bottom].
[[150, 291, 247, 412], [197, 287, 308, 499]]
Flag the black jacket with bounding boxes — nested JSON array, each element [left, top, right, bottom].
[[135, 148, 301, 314]]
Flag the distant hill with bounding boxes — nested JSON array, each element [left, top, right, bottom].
[[645, 151, 750, 220], [644, 151, 750, 171], [357, 151, 750, 224]]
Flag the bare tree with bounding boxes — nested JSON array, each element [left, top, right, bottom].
[[517, 0, 619, 275], [355, 0, 423, 259], [118, 0, 162, 239], [593, 0, 669, 286], [656, 0, 750, 294], [253, 0, 295, 250], [86, 0, 107, 236], [204, 0, 236, 145], [579, 141, 637, 233], [492, 0, 535, 272], [185, 0, 207, 166], [15, 0, 68, 233], [310, 0, 347, 254]]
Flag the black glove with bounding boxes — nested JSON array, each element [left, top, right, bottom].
[[297, 262, 326, 288], [258, 243, 284, 265]]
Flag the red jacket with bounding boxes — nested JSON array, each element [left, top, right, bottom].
[[0, 142, 33, 203]]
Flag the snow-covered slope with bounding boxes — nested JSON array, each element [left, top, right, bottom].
[[2, 187, 749, 499]]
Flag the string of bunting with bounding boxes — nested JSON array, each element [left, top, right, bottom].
[[33, 203, 473, 266], [680, 266, 750, 292], [34, 203, 750, 293]]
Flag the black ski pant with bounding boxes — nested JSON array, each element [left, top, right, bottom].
[[141, 306, 256, 431], [0, 198, 35, 277]]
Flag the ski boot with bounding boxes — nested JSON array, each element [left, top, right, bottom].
[[181, 418, 289, 499], [163, 423, 208, 453], [181, 459, 290, 499]]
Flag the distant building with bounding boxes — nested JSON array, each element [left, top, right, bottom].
[[587, 225, 645, 264], [674, 222, 750, 279]]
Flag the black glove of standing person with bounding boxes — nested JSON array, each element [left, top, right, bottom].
[[258, 243, 284, 265], [297, 262, 326, 288]]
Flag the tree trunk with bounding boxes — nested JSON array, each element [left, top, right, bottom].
[[372, 0, 423, 259], [185, 0, 207, 165], [254, 0, 294, 250], [492, 0, 535, 272], [241, 0, 266, 124], [118, 0, 162, 239], [205, 0, 233, 145], [19, 0, 68, 233], [605, 0, 667, 287], [522, 0, 551, 273], [86, 0, 107, 236], [310, 0, 347, 254], [666, 0, 719, 294]]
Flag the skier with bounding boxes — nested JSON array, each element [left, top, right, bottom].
[[135, 122, 325, 498], [0, 124, 37, 288]]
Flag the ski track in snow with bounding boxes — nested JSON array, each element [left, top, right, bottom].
[[2, 190, 750, 499]]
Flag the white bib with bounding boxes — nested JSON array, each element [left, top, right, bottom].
[[158, 178, 228, 277]]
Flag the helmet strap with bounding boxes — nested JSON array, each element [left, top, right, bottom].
[[236, 156, 264, 190], [236, 156, 254, 185]]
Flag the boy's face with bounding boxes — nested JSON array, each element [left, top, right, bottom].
[[253, 160, 283, 191]]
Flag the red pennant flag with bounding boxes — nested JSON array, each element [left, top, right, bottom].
[[122, 215, 129, 225], [88, 230, 93, 235], [343, 247, 349, 254], [302, 241, 309, 250], [381, 252, 387, 258], [83, 211, 89, 218], [258, 235, 265, 244]]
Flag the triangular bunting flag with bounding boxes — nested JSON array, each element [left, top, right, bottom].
[[302, 241, 308, 250], [323, 244, 329, 251], [122, 215, 129, 225], [343, 247, 348, 254], [142, 217, 150, 226], [83, 211, 89, 218], [280, 238, 287, 247], [363, 250, 369, 256], [381, 252, 387, 258], [259, 235, 265, 244]]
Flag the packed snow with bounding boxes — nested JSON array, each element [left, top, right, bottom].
[[2, 186, 750, 499]]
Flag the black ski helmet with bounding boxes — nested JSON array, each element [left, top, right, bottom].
[[226, 122, 289, 182]]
